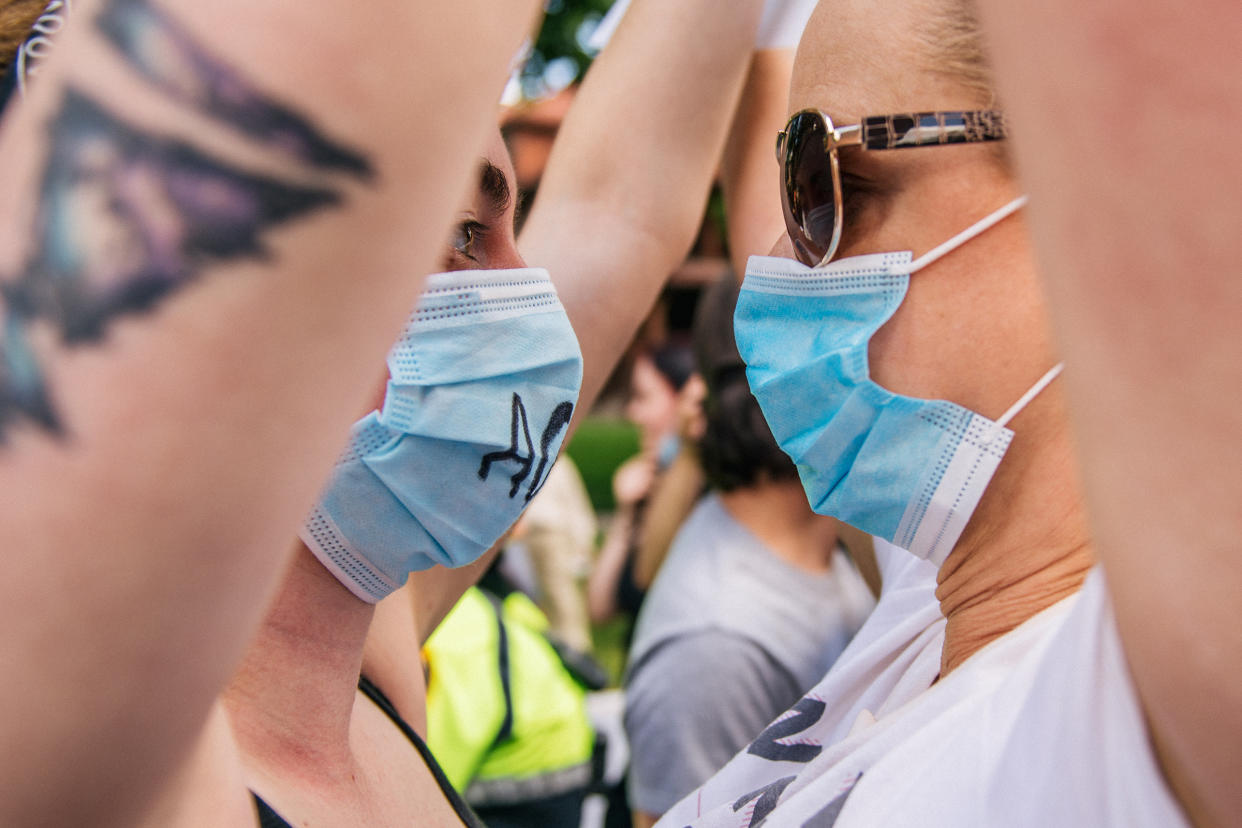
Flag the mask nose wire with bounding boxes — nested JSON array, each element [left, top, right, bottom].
[[896, 195, 1029, 275]]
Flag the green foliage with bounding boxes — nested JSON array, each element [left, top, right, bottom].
[[521, 0, 617, 100], [564, 415, 640, 513]]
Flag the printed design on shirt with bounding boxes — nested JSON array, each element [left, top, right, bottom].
[[800, 773, 862, 828], [478, 393, 574, 501], [731, 775, 797, 828], [0, 0, 371, 442], [747, 696, 827, 763]]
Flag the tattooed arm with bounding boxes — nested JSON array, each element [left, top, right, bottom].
[[0, 1, 540, 826], [518, 0, 765, 416]]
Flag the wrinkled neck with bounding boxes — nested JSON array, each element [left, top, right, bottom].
[[936, 537, 1091, 675], [934, 400, 1094, 676]]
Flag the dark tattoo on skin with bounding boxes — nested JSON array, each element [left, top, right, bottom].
[[0, 0, 373, 441], [95, 0, 373, 179]]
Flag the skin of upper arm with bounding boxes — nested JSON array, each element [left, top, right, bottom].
[[634, 449, 706, 590], [721, 48, 795, 279], [0, 0, 541, 824], [517, 0, 766, 418], [407, 545, 502, 646], [974, 1, 1242, 824]]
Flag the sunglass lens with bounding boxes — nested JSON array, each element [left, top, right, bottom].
[[782, 112, 835, 266]]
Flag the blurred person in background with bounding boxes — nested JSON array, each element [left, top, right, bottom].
[[587, 338, 701, 626], [624, 275, 875, 827], [423, 579, 601, 828], [501, 455, 599, 654]]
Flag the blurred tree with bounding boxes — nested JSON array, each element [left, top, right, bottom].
[[521, 0, 616, 100]]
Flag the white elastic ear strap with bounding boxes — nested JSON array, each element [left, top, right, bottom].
[[978, 361, 1065, 447], [901, 195, 1028, 274], [996, 363, 1063, 430]]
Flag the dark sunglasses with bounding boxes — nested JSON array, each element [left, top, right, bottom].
[[777, 110, 1008, 266]]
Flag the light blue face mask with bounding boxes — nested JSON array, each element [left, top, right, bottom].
[[735, 197, 1062, 568], [301, 267, 584, 602]]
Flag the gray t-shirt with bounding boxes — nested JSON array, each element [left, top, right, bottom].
[[624, 494, 875, 816]]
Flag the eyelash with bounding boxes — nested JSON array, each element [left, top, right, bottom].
[[838, 171, 879, 225], [453, 220, 487, 260]]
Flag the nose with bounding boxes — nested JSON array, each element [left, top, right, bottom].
[[768, 232, 797, 259], [494, 239, 526, 270]]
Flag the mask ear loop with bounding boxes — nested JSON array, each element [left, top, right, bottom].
[[885, 194, 1060, 443], [984, 362, 1064, 444], [896, 195, 1029, 275]]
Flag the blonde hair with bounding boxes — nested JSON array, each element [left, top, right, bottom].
[[0, 0, 51, 78], [920, 0, 997, 106]]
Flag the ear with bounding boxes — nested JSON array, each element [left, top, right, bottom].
[[679, 373, 708, 440]]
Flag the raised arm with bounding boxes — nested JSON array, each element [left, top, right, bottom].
[[975, 2, 1242, 824], [0, 0, 540, 824], [518, 0, 765, 413], [721, 49, 794, 277]]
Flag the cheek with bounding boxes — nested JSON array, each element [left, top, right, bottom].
[[628, 390, 677, 435], [769, 233, 797, 259], [867, 254, 1057, 414], [363, 370, 388, 417], [651, 393, 680, 433]]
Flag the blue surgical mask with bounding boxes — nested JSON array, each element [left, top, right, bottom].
[[301, 267, 584, 602], [656, 432, 681, 470], [735, 197, 1062, 568]]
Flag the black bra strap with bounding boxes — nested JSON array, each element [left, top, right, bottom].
[[357, 674, 487, 828], [251, 792, 294, 828]]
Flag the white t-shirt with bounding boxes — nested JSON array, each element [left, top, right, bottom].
[[658, 565, 1187, 827]]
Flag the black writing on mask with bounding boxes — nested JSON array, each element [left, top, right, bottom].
[[478, 392, 574, 502]]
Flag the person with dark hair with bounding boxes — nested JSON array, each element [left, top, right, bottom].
[[622, 275, 875, 828], [588, 337, 703, 625], [223, 0, 779, 821], [691, 274, 800, 495]]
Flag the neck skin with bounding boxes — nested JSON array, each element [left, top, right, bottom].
[[935, 385, 1094, 676], [718, 478, 840, 573], [222, 541, 375, 782]]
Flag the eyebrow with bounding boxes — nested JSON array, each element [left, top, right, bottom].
[[479, 160, 513, 216]]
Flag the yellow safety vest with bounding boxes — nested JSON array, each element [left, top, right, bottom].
[[424, 587, 597, 807]]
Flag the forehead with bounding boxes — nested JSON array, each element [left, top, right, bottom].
[[789, 0, 975, 122]]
